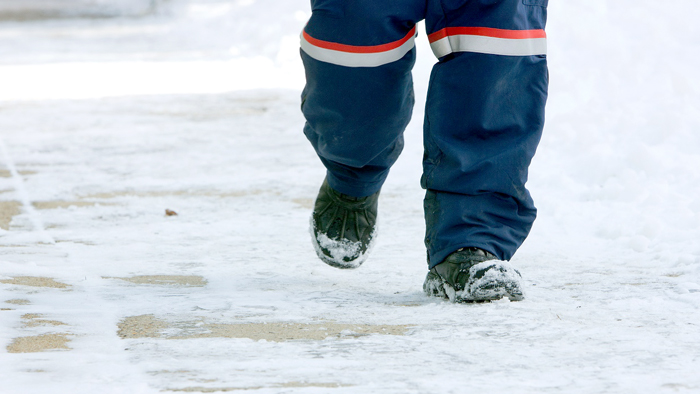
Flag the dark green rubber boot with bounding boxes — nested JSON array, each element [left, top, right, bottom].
[[424, 247, 524, 302], [310, 179, 379, 269]]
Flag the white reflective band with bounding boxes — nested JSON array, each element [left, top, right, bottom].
[[430, 35, 547, 58], [300, 30, 416, 68]]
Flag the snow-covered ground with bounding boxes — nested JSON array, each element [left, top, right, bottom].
[[1, 1, 699, 393], [0, 0, 155, 20]]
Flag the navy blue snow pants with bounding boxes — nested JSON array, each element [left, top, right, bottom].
[[300, 0, 548, 268]]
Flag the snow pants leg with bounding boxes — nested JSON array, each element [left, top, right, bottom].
[[301, 0, 549, 268], [300, 0, 424, 197]]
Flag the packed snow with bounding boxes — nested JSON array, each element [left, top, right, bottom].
[[1, 0, 699, 393]]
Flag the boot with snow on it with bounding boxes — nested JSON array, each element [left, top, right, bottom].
[[310, 179, 379, 269], [423, 247, 524, 302]]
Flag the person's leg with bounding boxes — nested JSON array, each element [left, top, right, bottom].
[[421, 0, 548, 296], [301, 0, 424, 198], [301, 0, 425, 267]]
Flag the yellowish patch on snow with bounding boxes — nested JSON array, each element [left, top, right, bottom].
[[104, 275, 207, 287], [6, 334, 71, 353], [0, 276, 71, 289], [118, 315, 410, 342]]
